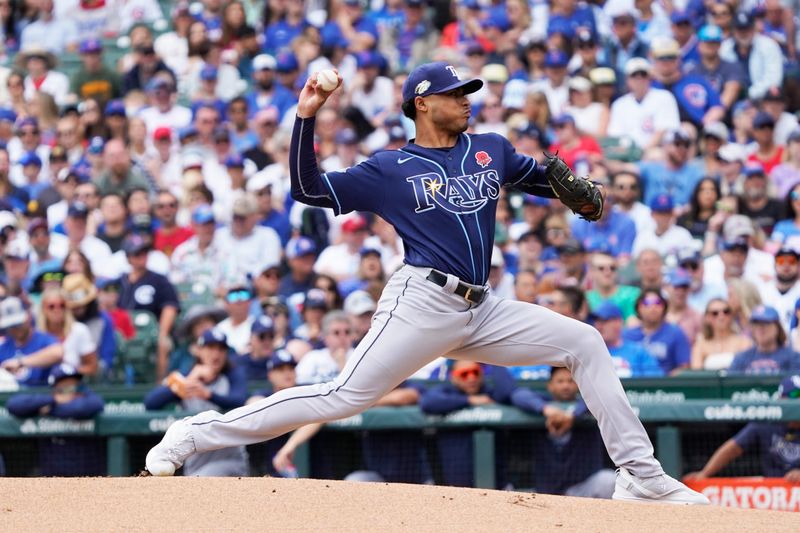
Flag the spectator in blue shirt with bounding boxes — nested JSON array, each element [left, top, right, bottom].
[[638, 129, 705, 207], [547, 0, 597, 40], [320, 0, 379, 54], [245, 54, 297, 120], [262, 0, 308, 56], [623, 289, 691, 374], [571, 187, 637, 261], [279, 237, 317, 299], [511, 367, 615, 497], [593, 301, 664, 378], [0, 297, 61, 386], [686, 375, 800, 482], [232, 315, 278, 381], [729, 305, 800, 375], [6, 364, 105, 476]]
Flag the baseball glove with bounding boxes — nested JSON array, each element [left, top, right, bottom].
[[542, 152, 604, 222]]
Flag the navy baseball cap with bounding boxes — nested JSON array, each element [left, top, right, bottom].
[[276, 52, 299, 73], [778, 375, 800, 399], [0, 108, 17, 124], [522, 194, 550, 207], [48, 363, 81, 386], [667, 268, 692, 287], [544, 50, 569, 68], [251, 315, 275, 336], [191, 204, 215, 224], [200, 64, 218, 81], [224, 153, 244, 168], [649, 194, 674, 212], [198, 328, 228, 347], [592, 301, 623, 321], [123, 234, 150, 255], [19, 151, 42, 167], [551, 114, 575, 127], [286, 236, 317, 259], [104, 99, 126, 117], [79, 39, 102, 54], [401, 62, 483, 103], [753, 111, 775, 129], [670, 10, 691, 24], [359, 246, 381, 257], [721, 236, 749, 251], [750, 305, 779, 323], [16, 116, 38, 130], [67, 202, 89, 218], [734, 12, 754, 29], [178, 125, 199, 141], [267, 349, 297, 371], [335, 128, 359, 145], [743, 163, 766, 177], [304, 288, 328, 310], [677, 248, 701, 265]]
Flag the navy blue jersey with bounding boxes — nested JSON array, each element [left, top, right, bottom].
[[290, 116, 552, 285]]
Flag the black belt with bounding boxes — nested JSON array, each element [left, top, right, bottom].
[[426, 270, 487, 305]]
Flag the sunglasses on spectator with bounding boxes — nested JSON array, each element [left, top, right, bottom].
[[680, 261, 699, 271], [708, 307, 732, 317], [226, 290, 252, 303], [777, 255, 799, 267], [641, 296, 665, 307], [453, 367, 482, 380]]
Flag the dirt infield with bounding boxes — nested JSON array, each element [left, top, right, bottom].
[[1, 477, 799, 532]]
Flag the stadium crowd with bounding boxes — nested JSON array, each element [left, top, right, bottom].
[[0, 0, 798, 488]]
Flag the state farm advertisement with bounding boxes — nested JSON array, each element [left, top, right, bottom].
[[684, 478, 800, 512]]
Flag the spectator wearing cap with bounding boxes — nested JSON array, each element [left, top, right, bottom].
[[760, 87, 799, 146], [320, 128, 367, 174], [153, 190, 194, 258], [295, 310, 354, 384], [649, 36, 725, 129], [216, 282, 256, 357], [530, 50, 570, 116], [760, 247, 800, 331], [623, 289, 691, 374], [262, 0, 309, 55], [145, 328, 249, 477], [6, 363, 105, 476], [774, 185, 800, 251], [737, 164, 783, 235], [63, 201, 114, 277], [18, 151, 46, 200], [663, 268, 702, 344], [314, 214, 370, 281], [243, 171, 290, 248], [720, 12, 783, 100], [607, 58, 681, 150], [591, 301, 663, 378], [8, 117, 48, 187], [548, 113, 602, 170], [292, 288, 328, 349], [729, 305, 800, 374], [603, 4, 649, 75], [685, 24, 746, 113], [171, 204, 226, 291], [0, 147, 28, 213], [225, 97, 258, 154], [686, 374, 800, 483], [704, 214, 776, 290], [95, 139, 151, 196], [343, 289, 377, 345], [216, 192, 282, 280], [278, 237, 318, 299], [572, 185, 637, 261], [137, 74, 192, 140], [3, 238, 31, 294], [771, 132, 800, 200], [244, 54, 296, 121], [37, 286, 98, 376], [747, 112, 784, 175], [0, 297, 61, 386], [119, 233, 180, 379], [275, 52, 301, 95], [509, 194, 549, 243], [121, 42, 176, 95], [19, 0, 78, 55], [149, 126, 183, 195], [586, 251, 640, 322], [242, 105, 281, 170], [632, 194, 694, 257], [487, 245, 514, 299], [395, 0, 434, 70], [70, 39, 121, 105], [340, 246, 386, 298], [563, 75, 606, 139], [635, 128, 704, 207], [28, 217, 68, 273], [608, 170, 655, 236], [668, 10, 698, 67], [153, 1, 194, 78], [234, 314, 281, 382], [104, 100, 128, 141], [715, 143, 747, 197], [547, 0, 597, 41], [62, 273, 118, 375]]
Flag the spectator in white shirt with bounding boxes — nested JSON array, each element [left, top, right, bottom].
[[215, 193, 282, 281], [632, 194, 694, 257], [216, 285, 256, 356], [314, 214, 370, 282], [607, 57, 681, 150], [62, 202, 114, 279], [17, 47, 70, 107], [19, 0, 79, 54], [529, 50, 570, 116], [349, 50, 394, 128], [295, 311, 354, 385], [137, 76, 192, 140]]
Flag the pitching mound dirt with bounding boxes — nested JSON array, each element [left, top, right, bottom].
[[1, 477, 798, 532]]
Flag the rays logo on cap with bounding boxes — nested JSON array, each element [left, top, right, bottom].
[[415, 80, 431, 95]]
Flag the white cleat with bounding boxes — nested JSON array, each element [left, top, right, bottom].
[[145, 417, 197, 476], [612, 467, 710, 505]]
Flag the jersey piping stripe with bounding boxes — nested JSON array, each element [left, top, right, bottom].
[[460, 134, 485, 282], [397, 148, 477, 281], [190, 276, 412, 428], [296, 117, 332, 201], [321, 173, 342, 214], [507, 158, 536, 187]]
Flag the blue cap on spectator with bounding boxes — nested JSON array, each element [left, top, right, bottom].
[[191, 204, 215, 224], [267, 350, 297, 371], [750, 305, 780, 323], [0, 108, 17, 123], [698, 24, 723, 42], [575, 28, 597, 45], [224, 153, 244, 168], [67, 201, 89, 219], [123, 234, 150, 255], [464, 40, 485, 55], [721, 236, 749, 251], [88, 136, 105, 155], [335, 128, 359, 145], [779, 375, 800, 398], [359, 246, 381, 257], [670, 10, 691, 24], [515, 123, 546, 144], [401, 61, 483, 103], [461, 0, 480, 8], [648, 194, 674, 212], [96, 277, 122, 290], [178, 125, 198, 141], [304, 288, 328, 310], [19, 151, 41, 167], [732, 99, 753, 117], [16, 116, 38, 130], [592, 301, 623, 321], [200, 64, 218, 81], [734, 12, 754, 29], [552, 114, 575, 127], [198, 328, 228, 347], [544, 50, 568, 68], [522, 194, 550, 207], [145, 77, 172, 92], [276, 52, 299, 73], [356, 50, 382, 69], [482, 12, 510, 31], [753, 111, 775, 129], [286, 236, 317, 259], [667, 268, 692, 287], [79, 38, 102, 54], [677, 247, 701, 265], [104, 99, 126, 117], [48, 363, 81, 386], [251, 315, 275, 336], [547, 18, 573, 37], [743, 163, 766, 177]]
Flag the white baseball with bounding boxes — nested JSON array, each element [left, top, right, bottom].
[[316, 69, 339, 92]]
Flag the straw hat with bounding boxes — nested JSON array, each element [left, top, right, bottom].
[[62, 273, 98, 308]]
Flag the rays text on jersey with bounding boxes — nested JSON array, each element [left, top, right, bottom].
[[406, 170, 501, 214]]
